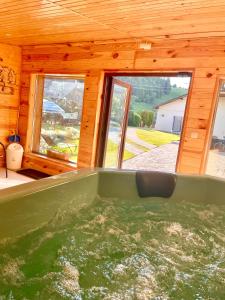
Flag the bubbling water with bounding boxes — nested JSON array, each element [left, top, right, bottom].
[[0, 196, 224, 299]]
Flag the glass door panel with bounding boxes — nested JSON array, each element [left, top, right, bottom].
[[104, 79, 131, 168], [206, 80, 225, 178]]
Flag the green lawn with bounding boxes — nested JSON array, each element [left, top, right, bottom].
[[51, 142, 79, 163], [136, 129, 180, 147], [105, 140, 134, 167]]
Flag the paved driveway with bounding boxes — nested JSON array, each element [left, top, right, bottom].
[[206, 150, 225, 178], [123, 142, 179, 173]]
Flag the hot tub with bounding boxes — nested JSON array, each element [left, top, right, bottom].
[[0, 169, 224, 299]]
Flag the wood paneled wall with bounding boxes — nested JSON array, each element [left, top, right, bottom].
[[0, 44, 21, 166], [19, 37, 225, 174]]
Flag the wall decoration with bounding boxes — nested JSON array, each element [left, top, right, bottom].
[[0, 65, 16, 95]]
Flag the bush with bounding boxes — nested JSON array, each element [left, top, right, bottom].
[[128, 110, 141, 127], [140, 110, 154, 127]]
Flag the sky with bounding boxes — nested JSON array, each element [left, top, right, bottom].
[[170, 77, 191, 89]]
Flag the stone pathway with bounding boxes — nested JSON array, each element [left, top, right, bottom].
[[124, 142, 143, 155], [126, 127, 156, 150], [108, 126, 180, 172], [123, 143, 179, 173], [109, 132, 144, 155], [206, 150, 225, 178]]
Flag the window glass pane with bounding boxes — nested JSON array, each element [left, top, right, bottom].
[[206, 81, 225, 178], [33, 76, 84, 164], [104, 84, 129, 168]]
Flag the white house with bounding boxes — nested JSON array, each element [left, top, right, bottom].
[[154, 95, 187, 133], [154, 93, 225, 138]]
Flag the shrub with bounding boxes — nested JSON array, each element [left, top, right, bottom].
[[128, 110, 141, 127], [140, 110, 154, 127]]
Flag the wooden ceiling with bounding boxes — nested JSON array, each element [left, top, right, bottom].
[[1, 0, 225, 45]]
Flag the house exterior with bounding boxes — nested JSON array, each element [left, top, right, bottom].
[[155, 93, 225, 138], [154, 95, 187, 133]]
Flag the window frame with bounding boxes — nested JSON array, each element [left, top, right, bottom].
[[204, 77, 225, 176], [26, 73, 85, 165], [95, 71, 193, 172]]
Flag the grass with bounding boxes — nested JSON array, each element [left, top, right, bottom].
[[51, 143, 79, 163], [40, 123, 80, 163], [105, 140, 134, 167], [136, 129, 180, 147], [126, 138, 149, 152], [41, 139, 79, 163]]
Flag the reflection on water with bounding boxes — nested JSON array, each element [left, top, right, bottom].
[[0, 196, 224, 299]]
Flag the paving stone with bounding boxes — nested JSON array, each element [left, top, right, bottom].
[[123, 143, 179, 173]]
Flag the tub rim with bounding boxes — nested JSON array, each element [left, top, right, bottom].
[[1, 168, 225, 203]]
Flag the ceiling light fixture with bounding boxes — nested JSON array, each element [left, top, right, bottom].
[[138, 41, 152, 50]]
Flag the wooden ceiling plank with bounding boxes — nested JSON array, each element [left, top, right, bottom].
[[107, 14, 225, 29], [0, 2, 71, 17], [63, 0, 209, 11], [0, 0, 225, 45], [77, 1, 225, 19], [100, 5, 225, 23]]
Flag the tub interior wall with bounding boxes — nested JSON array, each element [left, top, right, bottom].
[[0, 172, 99, 240], [1, 170, 225, 241], [97, 170, 225, 204]]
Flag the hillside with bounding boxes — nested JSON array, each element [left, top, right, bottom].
[[116, 76, 189, 112], [131, 87, 187, 112]]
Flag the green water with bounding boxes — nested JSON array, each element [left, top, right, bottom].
[[0, 196, 225, 300]]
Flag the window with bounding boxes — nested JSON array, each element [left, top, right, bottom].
[[32, 75, 85, 164], [100, 74, 191, 173], [206, 80, 225, 178], [172, 116, 183, 133]]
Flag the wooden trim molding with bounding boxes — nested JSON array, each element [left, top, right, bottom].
[[176, 71, 195, 173], [24, 73, 86, 174], [201, 77, 225, 174], [23, 153, 76, 175]]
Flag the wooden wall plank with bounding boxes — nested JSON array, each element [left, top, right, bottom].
[[19, 36, 225, 174], [23, 153, 76, 175], [0, 43, 21, 166]]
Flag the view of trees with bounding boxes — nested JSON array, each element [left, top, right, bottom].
[[128, 110, 154, 127], [117, 76, 188, 128], [117, 76, 187, 109], [110, 85, 127, 125], [44, 78, 84, 113]]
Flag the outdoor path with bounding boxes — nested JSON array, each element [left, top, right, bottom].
[[109, 129, 154, 155], [126, 127, 156, 150], [109, 133, 143, 155], [206, 150, 225, 178], [125, 142, 143, 155], [109, 127, 156, 155], [123, 143, 179, 173]]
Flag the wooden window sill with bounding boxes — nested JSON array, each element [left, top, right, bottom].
[[23, 152, 77, 175]]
